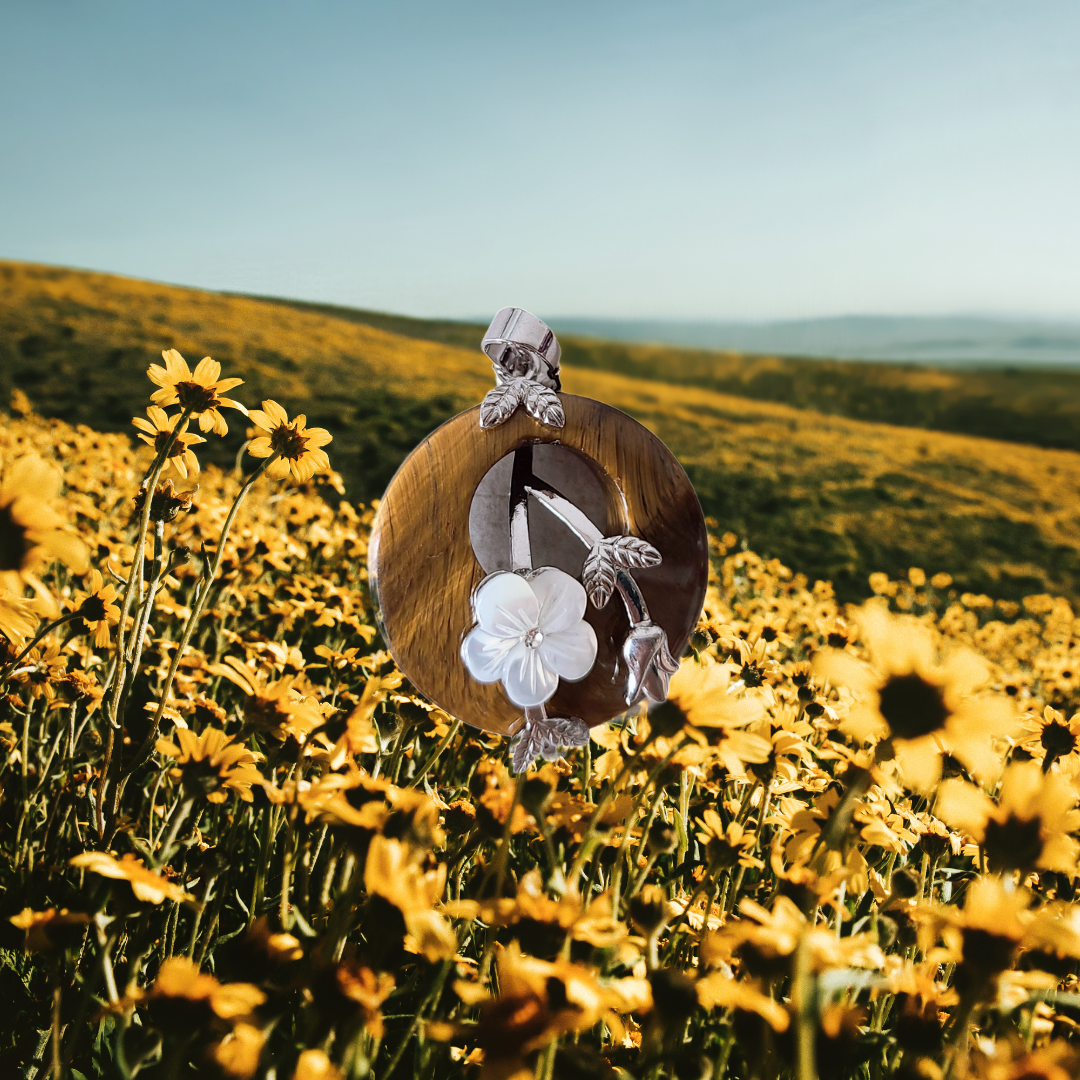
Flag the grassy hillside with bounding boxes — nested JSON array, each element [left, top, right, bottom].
[[5, 259, 1080, 605], [257, 294, 1080, 453]]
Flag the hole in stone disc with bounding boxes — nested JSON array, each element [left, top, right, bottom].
[[468, 443, 623, 577]]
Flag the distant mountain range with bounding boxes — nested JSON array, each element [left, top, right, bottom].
[[547, 315, 1080, 367]]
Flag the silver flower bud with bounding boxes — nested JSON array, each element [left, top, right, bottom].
[[622, 621, 679, 705]]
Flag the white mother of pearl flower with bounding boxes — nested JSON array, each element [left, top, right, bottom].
[[460, 567, 598, 708]]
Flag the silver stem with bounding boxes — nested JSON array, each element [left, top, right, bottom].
[[524, 481, 651, 625], [524, 483, 603, 547], [509, 445, 534, 572], [616, 570, 651, 623]]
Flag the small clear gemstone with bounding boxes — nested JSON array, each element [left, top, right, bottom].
[[524, 627, 544, 649]]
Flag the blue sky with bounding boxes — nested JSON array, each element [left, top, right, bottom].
[[1, 1, 1077, 320]]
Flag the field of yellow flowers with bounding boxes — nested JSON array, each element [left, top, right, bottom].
[[8, 260, 1080, 606], [4, 351, 1080, 1080]]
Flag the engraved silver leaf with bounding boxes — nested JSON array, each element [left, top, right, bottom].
[[522, 382, 565, 428], [479, 381, 524, 428], [582, 535, 661, 608], [539, 717, 589, 753], [511, 723, 546, 773], [582, 543, 618, 608], [511, 716, 590, 773], [606, 535, 662, 569]]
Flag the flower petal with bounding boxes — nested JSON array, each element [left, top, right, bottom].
[[246, 410, 272, 432], [461, 627, 516, 683], [472, 572, 538, 637], [502, 642, 558, 707], [539, 621, 597, 682], [193, 356, 222, 385], [263, 400, 289, 425], [247, 437, 273, 458], [530, 567, 587, 633]]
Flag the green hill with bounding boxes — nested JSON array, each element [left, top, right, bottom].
[[6, 259, 1080, 606], [256, 295, 1080, 454]]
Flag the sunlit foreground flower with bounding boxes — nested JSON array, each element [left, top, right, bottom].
[[817, 600, 1015, 790], [364, 835, 457, 961], [140, 955, 265, 1027], [708, 895, 886, 976], [156, 726, 265, 803], [936, 760, 1080, 875], [9, 907, 91, 952], [209, 656, 327, 742], [430, 940, 650, 1078], [246, 399, 333, 482], [0, 589, 40, 645], [0, 454, 88, 604], [70, 851, 196, 905], [461, 568, 597, 708], [914, 876, 1035, 985], [647, 658, 771, 773], [148, 349, 246, 435], [132, 405, 206, 480]]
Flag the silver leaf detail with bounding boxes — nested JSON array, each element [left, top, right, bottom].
[[479, 381, 524, 428], [510, 716, 590, 773], [522, 382, 565, 428], [511, 723, 546, 774], [582, 544, 618, 608], [581, 535, 662, 608], [605, 535, 662, 570]]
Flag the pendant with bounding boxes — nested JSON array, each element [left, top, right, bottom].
[[368, 308, 708, 771]]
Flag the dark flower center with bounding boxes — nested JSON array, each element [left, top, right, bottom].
[[878, 672, 949, 740], [175, 757, 226, 795], [740, 661, 767, 688], [174, 381, 219, 412], [649, 700, 688, 737], [0, 506, 32, 572], [983, 813, 1044, 873], [153, 430, 189, 458], [1040, 720, 1076, 766], [827, 632, 849, 648], [706, 835, 742, 870], [269, 424, 309, 461], [959, 927, 1017, 977], [78, 595, 108, 622]]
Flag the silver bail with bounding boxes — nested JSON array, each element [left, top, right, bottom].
[[481, 307, 561, 391]]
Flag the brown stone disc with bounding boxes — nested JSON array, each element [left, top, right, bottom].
[[368, 393, 708, 736]]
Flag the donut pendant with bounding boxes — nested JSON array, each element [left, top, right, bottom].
[[368, 308, 708, 771]]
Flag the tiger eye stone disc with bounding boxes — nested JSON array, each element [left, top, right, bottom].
[[368, 394, 708, 736]]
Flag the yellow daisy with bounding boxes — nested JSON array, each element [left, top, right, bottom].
[[155, 726, 264, 803], [71, 569, 120, 648], [147, 349, 246, 435], [1016, 706, 1080, 777], [132, 406, 206, 480], [69, 851, 195, 905], [246, 399, 333, 483], [0, 455, 88, 606], [936, 761, 1080, 875], [816, 601, 1015, 791]]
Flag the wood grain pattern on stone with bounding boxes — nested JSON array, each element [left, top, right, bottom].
[[369, 393, 709, 737]]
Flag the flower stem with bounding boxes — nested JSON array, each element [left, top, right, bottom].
[[125, 452, 279, 778], [408, 719, 462, 789], [109, 406, 193, 727]]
